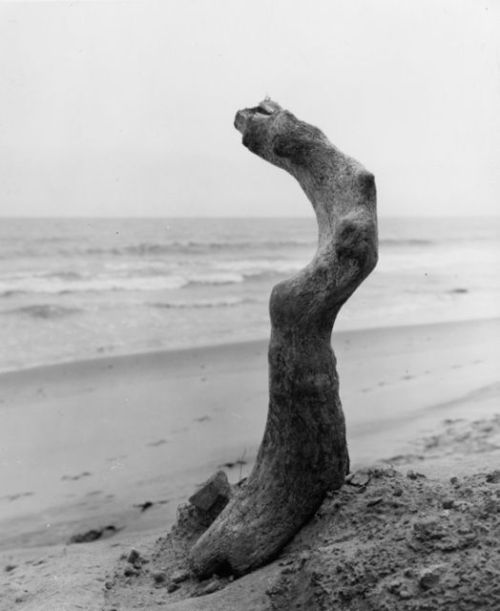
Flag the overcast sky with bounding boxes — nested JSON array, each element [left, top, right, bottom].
[[1, 0, 499, 218]]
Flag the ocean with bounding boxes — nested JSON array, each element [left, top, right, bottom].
[[0, 217, 499, 373]]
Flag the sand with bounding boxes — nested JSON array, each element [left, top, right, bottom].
[[1, 317, 499, 609]]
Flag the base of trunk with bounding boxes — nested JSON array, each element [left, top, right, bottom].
[[189, 437, 349, 577]]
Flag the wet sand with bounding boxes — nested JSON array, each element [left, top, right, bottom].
[[1, 317, 499, 609]]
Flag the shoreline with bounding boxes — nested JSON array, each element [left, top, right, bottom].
[[1, 316, 499, 552], [0, 316, 499, 609], [1, 314, 499, 380]]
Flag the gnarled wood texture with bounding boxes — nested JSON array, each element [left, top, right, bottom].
[[189, 99, 378, 577]]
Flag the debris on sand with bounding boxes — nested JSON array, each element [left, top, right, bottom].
[[105, 460, 500, 610], [133, 501, 154, 512], [69, 525, 119, 544], [132, 499, 170, 512], [188, 470, 231, 515]]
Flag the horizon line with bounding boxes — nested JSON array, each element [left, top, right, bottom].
[[1, 214, 500, 221]]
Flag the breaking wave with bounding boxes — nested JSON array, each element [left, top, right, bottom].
[[2, 304, 82, 320], [0, 259, 304, 296], [149, 297, 259, 310], [0, 237, 437, 260]]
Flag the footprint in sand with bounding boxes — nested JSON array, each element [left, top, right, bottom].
[[194, 415, 211, 423], [61, 471, 92, 482], [147, 439, 168, 447], [106, 455, 127, 462], [1, 491, 34, 502], [219, 459, 248, 469], [444, 418, 465, 425], [172, 426, 189, 434]]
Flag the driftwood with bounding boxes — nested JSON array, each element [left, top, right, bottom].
[[189, 99, 378, 577]]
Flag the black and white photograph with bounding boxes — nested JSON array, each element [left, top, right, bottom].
[[0, 1, 499, 609]]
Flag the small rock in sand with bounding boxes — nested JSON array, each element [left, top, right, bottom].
[[407, 470, 426, 480], [69, 525, 118, 544], [298, 551, 311, 564], [387, 579, 413, 599], [171, 568, 190, 584], [152, 571, 167, 585], [134, 501, 154, 512], [199, 578, 222, 595], [418, 565, 443, 590], [127, 549, 143, 565], [346, 470, 371, 488], [167, 582, 180, 593], [486, 470, 500, 484]]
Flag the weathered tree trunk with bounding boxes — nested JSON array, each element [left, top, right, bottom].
[[189, 99, 378, 577]]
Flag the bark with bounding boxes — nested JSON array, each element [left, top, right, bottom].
[[189, 99, 378, 577]]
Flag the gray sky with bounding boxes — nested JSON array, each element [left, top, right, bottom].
[[1, 0, 499, 218]]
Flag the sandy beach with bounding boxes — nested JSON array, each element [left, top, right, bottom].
[[1, 317, 499, 609], [2, 0, 499, 607]]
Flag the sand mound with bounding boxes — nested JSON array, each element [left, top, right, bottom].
[[105, 461, 500, 610], [3, 405, 499, 611], [266, 467, 500, 610]]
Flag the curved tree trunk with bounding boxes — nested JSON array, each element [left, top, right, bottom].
[[189, 99, 378, 577]]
